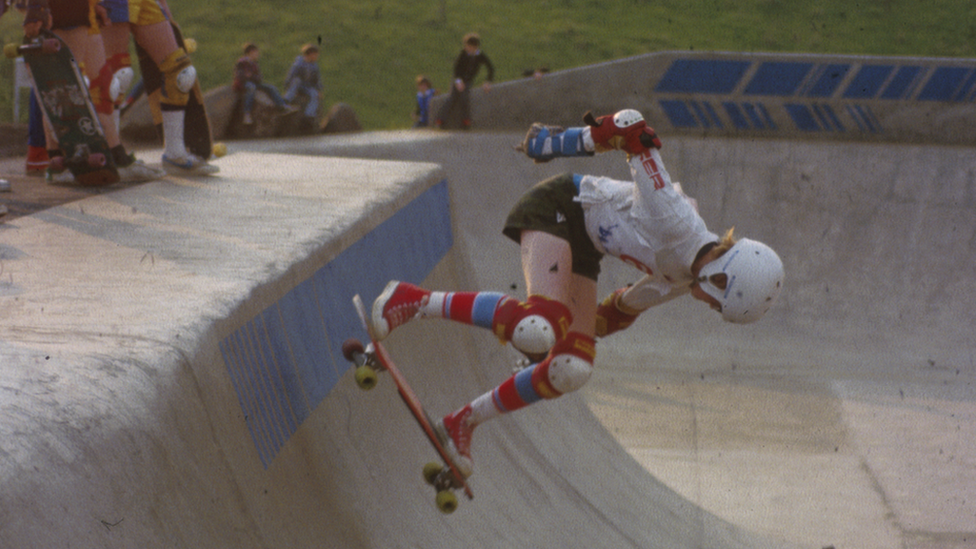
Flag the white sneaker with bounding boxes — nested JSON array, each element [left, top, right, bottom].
[[0, 179, 10, 192], [118, 158, 166, 182], [46, 168, 75, 185], [162, 153, 220, 175]]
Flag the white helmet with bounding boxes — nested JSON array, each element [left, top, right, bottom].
[[697, 238, 784, 324]]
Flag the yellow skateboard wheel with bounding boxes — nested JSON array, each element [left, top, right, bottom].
[[435, 490, 458, 514], [354, 365, 378, 390], [212, 142, 227, 158], [4, 43, 19, 59], [183, 38, 197, 54], [423, 462, 442, 485]]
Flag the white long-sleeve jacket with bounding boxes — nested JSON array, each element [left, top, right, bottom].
[[576, 146, 718, 310]]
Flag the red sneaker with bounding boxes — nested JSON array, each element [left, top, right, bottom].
[[371, 280, 430, 340], [436, 404, 475, 478]]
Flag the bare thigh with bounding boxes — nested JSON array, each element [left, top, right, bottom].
[[53, 27, 106, 80], [101, 20, 178, 65], [520, 230, 597, 338]]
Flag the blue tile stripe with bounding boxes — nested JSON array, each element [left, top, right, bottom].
[[652, 56, 973, 138], [843, 65, 894, 99], [655, 59, 750, 94], [881, 66, 922, 99], [743, 61, 814, 96], [656, 58, 976, 102], [918, 67, 973, 101], [220, 180, 453, 468], [723, 102, 749, 129], [665, 100, 776, 130], [660, 100, 698, 128], [805, 64, 850, 97]]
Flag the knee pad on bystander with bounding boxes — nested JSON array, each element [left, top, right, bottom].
[[158, 48, 195, 107]]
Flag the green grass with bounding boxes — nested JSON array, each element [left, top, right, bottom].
[[2, 0, 975, 129]]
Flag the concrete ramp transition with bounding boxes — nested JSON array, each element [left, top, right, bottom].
[[1, 148, 785, 548], [2, 51, 975, 548]]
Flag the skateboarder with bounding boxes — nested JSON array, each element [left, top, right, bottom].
[[100, 0, 217, 174], [370, 109, 784, 477]]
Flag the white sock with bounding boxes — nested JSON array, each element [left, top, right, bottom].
[[469, 391, 500, 425], [420, 291, 448, 318], [161, 110, 188, 159]]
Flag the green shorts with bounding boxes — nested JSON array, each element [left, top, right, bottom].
[[502, 173, 604, 281]]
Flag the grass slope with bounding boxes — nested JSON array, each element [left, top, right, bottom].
[[2, 0, 975, 129]]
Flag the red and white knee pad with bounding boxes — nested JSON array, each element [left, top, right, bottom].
[[91, 53, 133, 115], [532, 332, 596, 398], [491, 331, 596, 414], [492, 295, 572, 356]]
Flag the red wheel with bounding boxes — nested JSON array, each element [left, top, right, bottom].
[[87, 153, 106, 168], [42, 39, 61, 54], [342, 338, 365, 361], [49, 156, 65, 171]]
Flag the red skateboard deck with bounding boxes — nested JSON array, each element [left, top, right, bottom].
[[345, 294, 473, 512]]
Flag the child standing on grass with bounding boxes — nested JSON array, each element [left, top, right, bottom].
[[412, 75, 435, 128], [435, 33, 494, 130]]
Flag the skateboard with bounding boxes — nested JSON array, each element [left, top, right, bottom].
[[344, 294, 474, 514], [134, 22, 226, 160], [5, 31, 119, 186]]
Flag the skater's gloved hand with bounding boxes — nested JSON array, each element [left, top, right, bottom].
[[595, 287, 643, 338], [515, 123, 565, 163], [584, 110, 662, 155]]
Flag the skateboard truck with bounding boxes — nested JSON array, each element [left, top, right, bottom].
[[50, 145, 107, 170], [423, 462, 462, 513], [341, 338, 381, 390], [3, 38, 60, 59]]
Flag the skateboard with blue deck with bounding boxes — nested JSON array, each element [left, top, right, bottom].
[[344, 294, 473, 514]]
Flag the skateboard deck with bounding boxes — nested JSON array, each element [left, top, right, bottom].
[[6, 31, 119, 186], [345, 294, 473, 513], [135, 22, 222, 160]]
